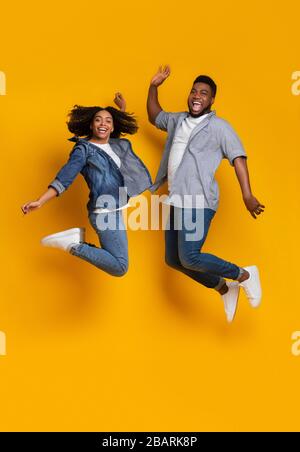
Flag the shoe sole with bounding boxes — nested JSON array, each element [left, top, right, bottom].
[[41, 228, 85, 246], [223, 282, 240, 323], [242, 265, 262, 308], [230, 286, 240, 322], [227, 285, 240, 323], [42, 228, 84, 240]]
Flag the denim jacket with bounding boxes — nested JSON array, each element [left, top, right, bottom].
[[48, 137, 153, 213]]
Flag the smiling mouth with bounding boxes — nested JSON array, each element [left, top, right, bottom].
[[97, 128, 108, 133], [191, 101, 203, 110]]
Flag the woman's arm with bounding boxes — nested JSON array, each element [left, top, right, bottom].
[[22, 144, 87, 215], [233, 157, 265, 219], [21, 187, 58, 214]]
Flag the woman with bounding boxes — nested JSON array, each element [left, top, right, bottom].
[[21, 93, 152, 276]]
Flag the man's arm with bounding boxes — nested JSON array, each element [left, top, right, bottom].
[[147, 65, 170, 125], [233, 157, 265, 219]]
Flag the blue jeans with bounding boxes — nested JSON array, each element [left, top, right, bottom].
[[70, 210, 128, 277], [165, 206, 241, 290]]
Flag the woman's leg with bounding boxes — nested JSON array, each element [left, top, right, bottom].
[[70, 211, 128, 277]]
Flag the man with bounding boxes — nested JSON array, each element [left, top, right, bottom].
[[147, 66, 265, 322]]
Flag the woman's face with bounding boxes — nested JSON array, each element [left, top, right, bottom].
[[90, 110, 114, 142]]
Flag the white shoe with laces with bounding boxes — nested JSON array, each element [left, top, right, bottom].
[[41, 228, 85, 252], [221, 281, 240, 323], [239, 265, 262, 308]]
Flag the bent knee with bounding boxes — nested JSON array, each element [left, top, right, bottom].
[[165, 253, 181, 270], [179, 251, 205, 271], [114, 259, 129, 277]]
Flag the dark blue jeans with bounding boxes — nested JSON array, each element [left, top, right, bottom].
[[165, 206, 241, 290]]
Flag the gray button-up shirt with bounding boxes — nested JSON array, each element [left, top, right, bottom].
[[151, 110, 247, 211]]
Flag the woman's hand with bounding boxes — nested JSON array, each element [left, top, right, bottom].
[[21, 200, 42, 215], [150, 65, 171, 87], [21, 188, 57, 215], [243, 195, 265, 219], [114, 92, 126, 112]]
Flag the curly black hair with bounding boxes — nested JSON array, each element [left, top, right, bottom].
[[67, 105, 138, 138]]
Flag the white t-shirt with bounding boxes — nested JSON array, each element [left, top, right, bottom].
[[92, 142, 121, 168], [90, 141, 130, 213], [167, 113, 209, 191], [164, 114, 209, 208]]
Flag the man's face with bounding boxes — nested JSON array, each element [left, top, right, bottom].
[[187, 82, 215, 117]]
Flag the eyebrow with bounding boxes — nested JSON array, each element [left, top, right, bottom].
[[191, 89, 209, 94], [95, 115, 112, 119]]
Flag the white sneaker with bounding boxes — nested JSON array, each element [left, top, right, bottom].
[[221, 281, 240, 323], [239, 265, 262, 308], [41, 227, 85, 252]]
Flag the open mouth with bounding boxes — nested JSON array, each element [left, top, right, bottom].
[[191, 101, 203, 112], [97, 128, 109, 133]]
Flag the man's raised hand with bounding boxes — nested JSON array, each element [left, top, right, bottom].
[[150, 65, 171, 87]]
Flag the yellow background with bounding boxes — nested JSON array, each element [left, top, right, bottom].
[[0, 0, 299, 432]]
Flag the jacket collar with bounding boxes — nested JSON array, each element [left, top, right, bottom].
[[68, 137, 126, 161], [173, 110, 215, 137], [68, 136, 119, 147]]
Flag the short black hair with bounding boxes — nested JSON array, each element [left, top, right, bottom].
[[193, 75, 217, 97]]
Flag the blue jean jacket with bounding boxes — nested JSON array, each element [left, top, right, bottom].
[[48, 137, 153, 213]]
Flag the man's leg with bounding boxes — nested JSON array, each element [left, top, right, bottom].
[[165, 206, 242, 321], [178, 208, 245, 282], [176, 207, 263, 311], [165, 206, 225, 292]]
